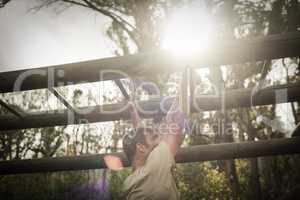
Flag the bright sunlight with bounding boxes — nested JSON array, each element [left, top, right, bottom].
[[162, 5, 215, 58]]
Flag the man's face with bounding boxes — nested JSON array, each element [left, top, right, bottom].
[[145, 132, 160, 150], [137, 132, 160, 158]]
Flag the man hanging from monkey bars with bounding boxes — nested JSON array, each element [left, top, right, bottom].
[[121, 97, 186, 200], [104, 71, 189, 199]]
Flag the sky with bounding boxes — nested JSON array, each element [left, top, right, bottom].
[[0, 0, 211, 72], [0, 0, 114, 72]]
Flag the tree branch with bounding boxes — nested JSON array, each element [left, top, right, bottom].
[[63, 0, 89, 8], [81, 0, 139, 47], [90, 0, 137, 31], [31, 0, 88, 12]]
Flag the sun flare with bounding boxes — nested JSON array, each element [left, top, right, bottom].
[[162, 7, 214, 58]]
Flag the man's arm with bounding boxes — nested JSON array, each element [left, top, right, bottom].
[[162, 98, 185, 155], [128, 101, 141, 129]]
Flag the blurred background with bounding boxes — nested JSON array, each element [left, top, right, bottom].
[[0, 0, 300, 199]]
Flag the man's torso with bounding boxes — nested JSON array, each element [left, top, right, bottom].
[[123, 141, 179, 200]]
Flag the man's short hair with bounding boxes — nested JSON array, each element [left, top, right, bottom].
[[123, 127, 153, 163]]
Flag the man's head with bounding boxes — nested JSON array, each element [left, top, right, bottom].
[[123, 127, 159, 165]]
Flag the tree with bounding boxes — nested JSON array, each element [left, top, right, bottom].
[[36, 0, 185, 54], [0, 0, 11, 8]]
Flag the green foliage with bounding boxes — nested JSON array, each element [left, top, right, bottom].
[[0, 171, 87, 200], [176, 162, 231, 200], [108, 169, 131, 199]]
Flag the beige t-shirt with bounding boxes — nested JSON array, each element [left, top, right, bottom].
[[123, 141, 180, 200]]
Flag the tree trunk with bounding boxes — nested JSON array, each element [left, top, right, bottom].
[[249, 157, 262, 199], [245, 110, 263, 200], [211, 64, 240, 200], [134, 0, 156, 52]]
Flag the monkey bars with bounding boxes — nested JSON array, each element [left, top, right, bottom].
[[0, 32, 300, 93], [0, 137, 299, 175], [0, 32, 300, 175], [0, 83, 299, 131]]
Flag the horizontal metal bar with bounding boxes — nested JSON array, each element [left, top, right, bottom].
[[1, 32, 300, 93], [0, 137, 299, 175], [0, 83, 300, 131]]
